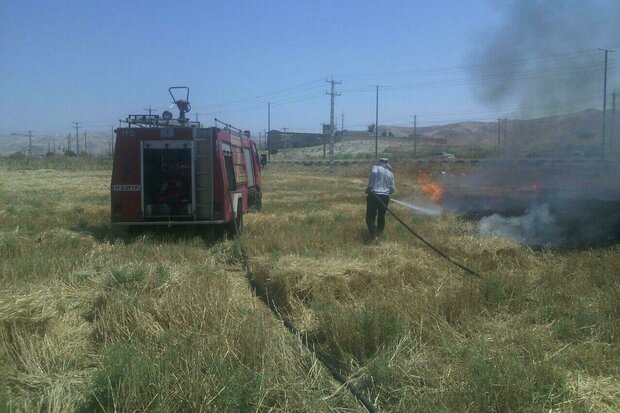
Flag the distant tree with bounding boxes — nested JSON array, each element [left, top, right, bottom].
[[9, 151, 25, 159], [64, 150, 76, 157], [368, 123, 375, 133]]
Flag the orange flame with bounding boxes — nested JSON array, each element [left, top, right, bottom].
[[417, 169, 445, 203], [421, 182, 445, 203], [529, 183, 543, 192]]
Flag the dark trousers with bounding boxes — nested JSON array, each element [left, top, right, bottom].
[[366, 193, 390, 238]]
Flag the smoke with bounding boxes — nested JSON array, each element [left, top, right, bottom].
[[479, 204, 561, 246], [455, 2, 620, 246], [469, 0, 620, 117], [478, 201, 620, 247]]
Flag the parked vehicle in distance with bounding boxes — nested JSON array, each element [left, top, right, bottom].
[[436, 152, 456, 159]]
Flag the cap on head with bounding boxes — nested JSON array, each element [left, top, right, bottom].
[[378, 157, 392, 170]]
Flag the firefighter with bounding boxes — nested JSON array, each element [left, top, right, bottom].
[[365, 158, 395, 240]]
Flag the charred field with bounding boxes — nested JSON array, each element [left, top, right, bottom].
[[441, 158, 620, 248], [1, 156, 620, 412]]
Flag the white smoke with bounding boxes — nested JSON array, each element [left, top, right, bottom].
[[478, 204, 563, 246]]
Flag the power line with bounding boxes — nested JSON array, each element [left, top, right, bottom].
[[210, 78, 324, 109], [65, 51, 620, 127], [338, 59, 620, 95], [336, 48, 614, 81]]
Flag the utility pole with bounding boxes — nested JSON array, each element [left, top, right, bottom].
[[144, 106, 155, 116], [497, 118, 501, 149], [611, 91, 617, 155], [599, 48, 614, 157], [27, 131, 32, 157], [412, 114, 418, 156], [52, 136, 56, 154], [11, 131, 33, 157], [282, 127, 288, 150], [503, 118, 507, 154], [111, 125, 115, 157], [73, 122, 80, 154], [371, 85, 384, 158], [83, 130, 87, 155], [326, 77, 341, 172], [323, 127, 326, 159], [267, 102, 271, 160]]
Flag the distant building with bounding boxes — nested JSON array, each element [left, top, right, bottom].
[[267, 129, 341, 150]]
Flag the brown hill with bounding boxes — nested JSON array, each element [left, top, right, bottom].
[[378, 109, 617, 156]]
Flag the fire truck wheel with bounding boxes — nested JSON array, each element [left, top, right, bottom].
[[236, 208, 244, 234], [254, 193, 262, 212], [227, 200, 244, 238]]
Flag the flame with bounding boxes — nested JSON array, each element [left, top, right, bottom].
[[529, 183, 543, 192], [417, 169, 445, 203], [421, 182, 445, 203]]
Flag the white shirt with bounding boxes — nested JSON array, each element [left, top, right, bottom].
[[367, 165, 395, 196]]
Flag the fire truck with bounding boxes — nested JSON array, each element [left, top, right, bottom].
[[111, 87, 262, 234]]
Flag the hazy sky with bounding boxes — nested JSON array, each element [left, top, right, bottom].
[[1, 0, 618, 136]]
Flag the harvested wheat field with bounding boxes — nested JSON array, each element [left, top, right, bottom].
[[1, 158, 620, 412]]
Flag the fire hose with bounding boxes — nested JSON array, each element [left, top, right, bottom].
[[228, 195, 381, 413], [371, 192, 483, 279]]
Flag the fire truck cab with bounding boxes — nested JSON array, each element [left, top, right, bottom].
[[111, 87, 262, 233]]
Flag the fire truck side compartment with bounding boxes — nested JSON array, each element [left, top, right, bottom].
[[193, 128, 214, 220]]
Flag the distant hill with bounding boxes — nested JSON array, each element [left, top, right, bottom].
[[338, 109, 618, 157], [1, 109, 617, 157]]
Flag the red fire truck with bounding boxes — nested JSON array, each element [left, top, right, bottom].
[[111, 87, 262, 233]]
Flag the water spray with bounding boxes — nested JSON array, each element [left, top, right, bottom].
[[391, 198, 442, 216]]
